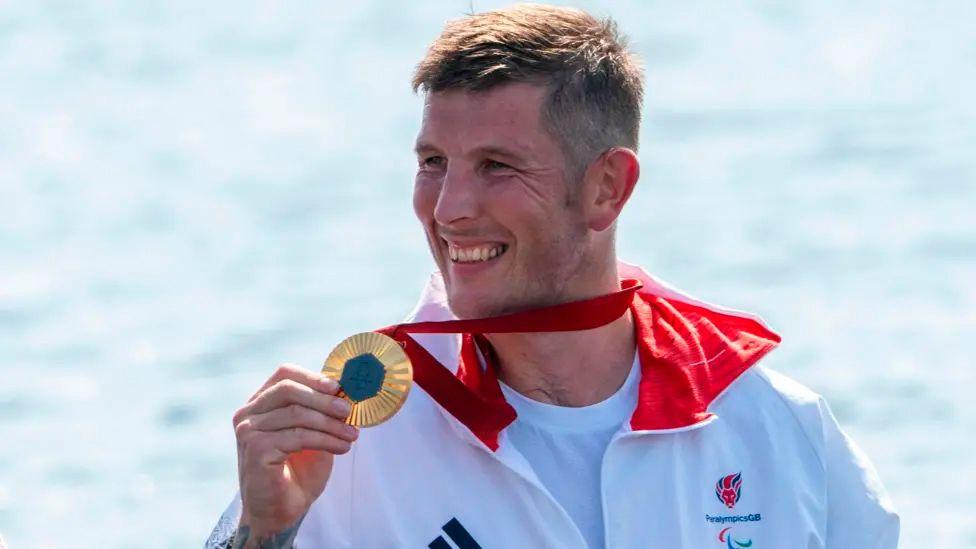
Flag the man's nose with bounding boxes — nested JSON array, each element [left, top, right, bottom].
[[433, 164, 480, 226]]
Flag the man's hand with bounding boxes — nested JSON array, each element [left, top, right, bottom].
[[232, 363, 359, 546]]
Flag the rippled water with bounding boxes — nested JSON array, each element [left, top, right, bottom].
[[1, 1, 973, 547]]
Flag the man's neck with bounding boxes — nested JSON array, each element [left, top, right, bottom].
[[486, 305, 636, 408]]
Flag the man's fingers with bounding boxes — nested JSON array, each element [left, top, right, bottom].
[[241, 378, 352, 420], [247, 428, 354, 465], [234, 363, 355, 466], [246, 404, 360, 442], [247, 363, 339, 403]]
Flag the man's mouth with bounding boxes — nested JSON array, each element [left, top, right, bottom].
[[446, 242, 509, 264]]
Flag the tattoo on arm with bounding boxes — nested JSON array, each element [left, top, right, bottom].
[[231, 516, 305, 549], [205, 502, 242, 549]]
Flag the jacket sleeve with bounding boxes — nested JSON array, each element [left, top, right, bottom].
[[820, 399, 900, 548], [204, 493, 241, 549]]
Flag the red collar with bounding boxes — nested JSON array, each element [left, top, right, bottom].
[[378, 280, 780, 450]]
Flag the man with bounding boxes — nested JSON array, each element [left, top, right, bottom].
[[207, 4, 899, 548]]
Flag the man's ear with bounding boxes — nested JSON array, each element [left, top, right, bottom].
[[581, 147, 640, 232]]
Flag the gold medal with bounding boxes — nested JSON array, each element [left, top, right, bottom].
[[322, 332, 412, 427]]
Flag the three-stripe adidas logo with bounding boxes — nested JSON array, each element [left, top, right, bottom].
[[428, 517, 482, 549]]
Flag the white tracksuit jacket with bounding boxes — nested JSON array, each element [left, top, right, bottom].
[[208, 262, 899, 548]]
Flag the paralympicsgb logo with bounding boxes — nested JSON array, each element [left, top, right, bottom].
[[715, 472, 743, 509], [708, 472, 758, 546]]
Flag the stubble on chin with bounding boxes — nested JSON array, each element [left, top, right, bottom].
[[445, 278, 567, 320]]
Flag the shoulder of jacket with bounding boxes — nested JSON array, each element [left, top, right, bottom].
[[716, 366, 830, 471], [748, 365, 822, 406]]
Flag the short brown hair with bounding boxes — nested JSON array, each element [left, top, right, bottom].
[[412, 3, 644, 184]]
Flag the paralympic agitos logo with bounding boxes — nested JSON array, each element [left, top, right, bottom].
[[718, 527, 753, 548]]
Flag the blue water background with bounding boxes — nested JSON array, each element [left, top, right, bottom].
[[1, 1, 973, 546]]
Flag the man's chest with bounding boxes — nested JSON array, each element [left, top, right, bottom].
[[317, 414, 827, 548]]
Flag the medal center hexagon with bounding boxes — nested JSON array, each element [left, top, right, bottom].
[[340, 353, 385, 402]]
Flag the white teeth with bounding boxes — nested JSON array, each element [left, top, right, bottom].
[[447, 243, 507, 264]]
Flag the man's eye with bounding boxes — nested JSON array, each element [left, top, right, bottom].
[[484, 160, 513, 171], [422, 156, 445, 168]]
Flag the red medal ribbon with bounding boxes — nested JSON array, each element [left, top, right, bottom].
[[376, 279, 643, 449]]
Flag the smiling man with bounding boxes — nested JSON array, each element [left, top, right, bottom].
[[413, 80, 621, 322], [207, 4, 899, 548]]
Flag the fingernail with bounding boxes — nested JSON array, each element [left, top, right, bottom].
[[332, 398, 351, 415], [345, 425, 359, 439], [321, 376, 338, 392]]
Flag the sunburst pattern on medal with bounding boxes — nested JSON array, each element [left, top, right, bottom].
[[322, 332, 412, 427]]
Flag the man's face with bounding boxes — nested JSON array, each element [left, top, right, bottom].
[[413, 83, 590, 319]]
